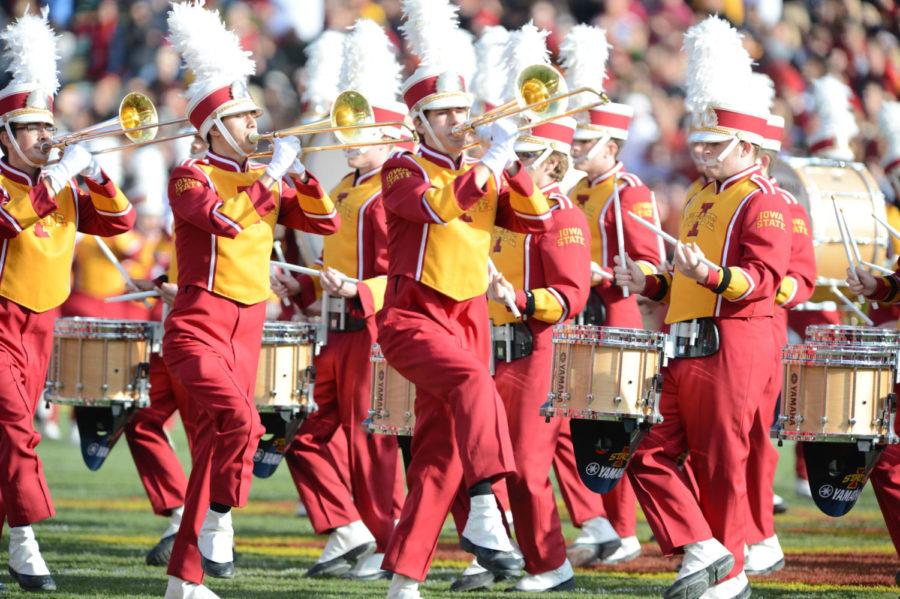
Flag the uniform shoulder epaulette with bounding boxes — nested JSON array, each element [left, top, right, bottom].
[[388, 148, 414, 160], [617, 172, 644, 188], [549, 191, 573, 210], [776, 186, 799, 205], [749, 173, 776, 195]]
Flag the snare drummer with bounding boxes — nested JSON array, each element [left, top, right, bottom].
[[163, 4, 339, 597], [555, 24, 664, 568], [615, 17, 791, 599], [280, 20, 406, 581], [0, 11, 136, 593]]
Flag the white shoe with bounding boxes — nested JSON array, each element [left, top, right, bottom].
[[514, 560, 575, 592], [795, 478, 812, 499], [69, 423, 80, 445], [198, 509, 233, 564], [297, 502, 308, 517], [567, 517, 621, 566], [387, 573, 421, 598], [461, 495, 514, 552], [346, 552, 388, 580], [164, 576, 220, 599], [745, 535, 784, 575], [41, 420, 61, 441], [8, 525, 50, 576], [573, 516, 619, 545], [700, 570, 750, 598], [318, 520, 376, 564], [600, 535, 641, 564], [665, 538, 734, 599], [162, 506, 184, 540], [772, 493, 787, 514]]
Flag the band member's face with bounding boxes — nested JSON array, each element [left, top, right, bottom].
[[344, 141, 391, 171], [3, 122, 55, 166], [190, 134, 208, 159], [518, 149, 559, 188], [417, 107, 469, 153], [700, 139, 756, 180], [215, 111, 258, 155], [571, 138, 615, 172]]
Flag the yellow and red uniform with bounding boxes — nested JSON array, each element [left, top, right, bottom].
[[632, 165, 791, 579], [162, 150, 339, 585], [285, 166, 402, 552], [488, 185, 591, 575], [554, 162, 664, 542], [377, 144, 551, 581], [0, 158, 134, 530]]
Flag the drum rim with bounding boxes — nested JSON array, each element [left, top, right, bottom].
[[54, 317, 155, 339], [806, 324, 900, 342], [553, 324, 666, 347], [783, 343, 897, 364], [261, 320, 317, 344]]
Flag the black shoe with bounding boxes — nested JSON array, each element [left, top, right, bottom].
[[8, 566, 57, 592], [306, 541, 375, 578], [772, 499, 788, 515], [663, 554, 734, 599], [146, 534, 176, 566], [566, 539, 622, 567], [200, 555, 235, 579], [450, 570, 496, 592], [895, 570, 899, 586], [505, 576, 575, 593], [459, 536, 524, 577]]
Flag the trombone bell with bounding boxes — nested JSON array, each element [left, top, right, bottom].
[[331, 90, 376, 144], [516, 64, 567, 120], [118, 92, 158, 143]]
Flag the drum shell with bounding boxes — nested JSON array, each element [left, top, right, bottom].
[[367, 344, 415, 436], [254, 322, 317, 412]]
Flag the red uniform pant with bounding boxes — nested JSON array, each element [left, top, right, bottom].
[[285, 321, 402, 551], [0, 298, 56, 532], [378, 277, 515, 581], [552, 288, 640, 537], [162, 286, 266, 584], [629, 317, 777, 580], [125, 352, 193, 516], [496, 327, 566, 574], [871, 394, 900, 559]]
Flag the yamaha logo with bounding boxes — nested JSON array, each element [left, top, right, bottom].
[[585, 462, 600, 476], [817, 484, 834, 499]]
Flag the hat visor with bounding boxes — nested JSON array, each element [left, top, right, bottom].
[[417, 92, 473, 113], [514, 139, 547, 153], [689, 130, 734, 144], [217, 99, 263, 121], [4, 110, 54, 126], [573, 128, 607, 141]]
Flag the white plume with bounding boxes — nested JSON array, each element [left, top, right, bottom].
[[451, 28, 477, 90], [683, 16, 756, 122], [811, 75, 859, 144], [303, 30, 346, 114], [879, 101, 900, 162], [502, 21, 551, 102], [167, 1, 255, 99], [559, 24, 609, 93], [749, 72, 776, 112], [472, 26, 509, 107], [400, 0, 460, 72], [0, 8, 60, 97], [339, 19, 402, 104]]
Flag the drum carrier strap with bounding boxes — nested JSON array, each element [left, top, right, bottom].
[[668, 317, 719, 359], [492, 322, 534, 364], [574, 292, 607, 326], [324, 295, 367, 332]]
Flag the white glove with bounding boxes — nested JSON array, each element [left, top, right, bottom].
[[265, 136, 301, 180], [81, 157, 104, 183], [478, 118, 519, 178], [288, 157, 306, 178], [44, 143, 93, 195]]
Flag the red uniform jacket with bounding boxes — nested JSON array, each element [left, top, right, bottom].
[[774, 184, 816, 308]]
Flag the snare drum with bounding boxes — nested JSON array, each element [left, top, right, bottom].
[[780, 344, 898, 442], [45, 317, 157, 407], [366, 344, 415, 436], [770, 157, 888, 302], [254, 322, 317, 414], [543, 325, 665, 424], [806, 324, 900, 347]]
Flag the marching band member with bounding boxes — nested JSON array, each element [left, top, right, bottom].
[[487, 111, 591, 592], [163, 3, 339, 598], [282, 19, 406, 581], [556, 24, 663, 567], [741, 73, 816, 577], [0, 10, 135, 592], [615, 17, 790, 599], [377, 1, 552, 596]]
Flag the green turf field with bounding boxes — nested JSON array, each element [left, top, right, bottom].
[[4, 417, 897, 598]]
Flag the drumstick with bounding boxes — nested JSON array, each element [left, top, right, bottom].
[[104, 289, 160, 303], [591, 262, 614, 280], [873, 213, 900, 240], [829, 284, 874, 326], [94, 236, 152, 308], [862, 261, 895, 275], [272, 260, 359, 284], [649, 191, 665, 265], [487, 258, 522, 319], [838, 208, 863, 266], [832, 198, 858, 277], [612, 176, 629, 298], [271, 241, 290, 307], [627, 212, 720, 270]]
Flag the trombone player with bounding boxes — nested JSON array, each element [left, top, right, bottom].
[[0, 10, 135, 593]]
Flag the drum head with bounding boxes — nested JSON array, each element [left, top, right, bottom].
[[252, 412, 305, 478], [803, 441, 883, 517], [569, 419, 647, 494], [74, 406, 133, 471]]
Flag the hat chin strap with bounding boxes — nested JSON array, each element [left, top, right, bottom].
[[4, 122, 41, 170], [716, 137, 740, 163], [417, 109, 449, 154], [584, 135, 611, 162], [531, 146, 554, 169], [213, 116, 248, 159]]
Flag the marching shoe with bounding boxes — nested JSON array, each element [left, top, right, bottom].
[[894, 569, 899, 586], [460, 495, 524, 577], [566, 516, 622, 567], [8, 526, 56, 592], [700, 571, 750, 599], [387, 573, 422, 599], [148, 506, 184, 566], [198, 510, 235, 579], [794, 478, 812, 499], [344, 552, 390, 581], [600, 535, 642, 565], [510, 560, 575, 593], [663, 538, 734, 599], [164, 576, 220, 599], [745, 535, 784, 576], [772, 494, 787, 515], [450, 558, 496, 592], [307, 520, 376, 578]]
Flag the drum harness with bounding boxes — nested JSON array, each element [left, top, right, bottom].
[[667, 318, 720, 359], [323, 294, 366, 332]]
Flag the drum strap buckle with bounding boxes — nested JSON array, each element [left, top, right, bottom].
[[669, 318, 719, 359], [492, 323, 533, 364]]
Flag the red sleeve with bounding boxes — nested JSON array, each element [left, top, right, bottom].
[[872, 258, 900, 303], [277, 172, 341, 235], [76, 177, 136, 236], [619, 183, 664, 268], [494, 165, 553, 234], [167, 164, 276, 239], [781, 198, 817, 308]]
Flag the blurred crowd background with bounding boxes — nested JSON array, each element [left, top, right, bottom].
[[0, 0, 898, 244]]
